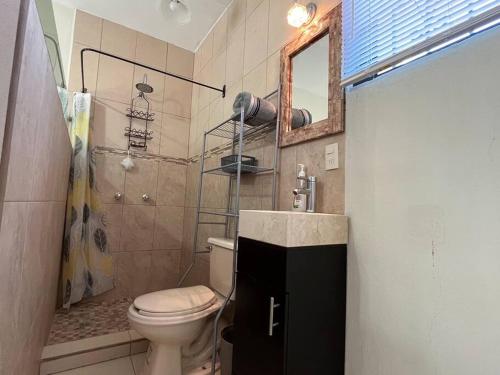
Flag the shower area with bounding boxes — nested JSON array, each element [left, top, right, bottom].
[[39, 8, 224, 372]]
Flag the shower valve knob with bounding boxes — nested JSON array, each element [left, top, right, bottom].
[[114, 192, 122, 200], [142, 194, 150, 202]]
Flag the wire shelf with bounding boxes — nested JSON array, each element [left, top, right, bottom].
[[203, 163, 274, 176], [206, 115, 276, 140]]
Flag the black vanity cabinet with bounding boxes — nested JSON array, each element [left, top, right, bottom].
[[232, 236, 347, 375]]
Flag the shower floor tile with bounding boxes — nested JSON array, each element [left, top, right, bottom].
[[47, 297, 133, 345]]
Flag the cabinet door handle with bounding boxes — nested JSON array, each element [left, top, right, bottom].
[[268, 297, 280, 336]]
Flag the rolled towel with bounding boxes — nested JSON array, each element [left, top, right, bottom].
[[291, 108, 313, 129], [233, 92, 277, 126]]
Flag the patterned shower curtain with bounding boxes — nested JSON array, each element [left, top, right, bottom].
[[62, 92, 114, 309]]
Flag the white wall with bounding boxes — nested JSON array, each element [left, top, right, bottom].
[[52, 1, 75, 85], [345, 26, 500, 375]]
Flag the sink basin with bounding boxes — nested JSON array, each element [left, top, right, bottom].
[[239, 210, 348, 247]]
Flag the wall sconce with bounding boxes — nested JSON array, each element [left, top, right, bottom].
[[287, 1, 317, 28]]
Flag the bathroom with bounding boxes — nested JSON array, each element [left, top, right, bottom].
[[1, 0, 500, 374]]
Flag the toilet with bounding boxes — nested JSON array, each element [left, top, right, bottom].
[[128, 237, 235, 375]]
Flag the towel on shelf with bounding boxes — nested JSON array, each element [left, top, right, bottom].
[[232, 92, 277, 126]]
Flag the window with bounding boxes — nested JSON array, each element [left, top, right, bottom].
[[342, 0, 500, 85]]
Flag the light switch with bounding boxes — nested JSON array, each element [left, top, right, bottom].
[[325, 143, 339, 170]]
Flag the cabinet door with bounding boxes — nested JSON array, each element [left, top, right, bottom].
[[233, 273, 287, 375]]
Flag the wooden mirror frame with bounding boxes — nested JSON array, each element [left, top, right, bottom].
[[279, 5, 343, 148]]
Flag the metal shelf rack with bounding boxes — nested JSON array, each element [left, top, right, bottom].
[[178, 88, 281, 374]]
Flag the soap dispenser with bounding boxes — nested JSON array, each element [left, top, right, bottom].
[[292, 164, 307, 212]]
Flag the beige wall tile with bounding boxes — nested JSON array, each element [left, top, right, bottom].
[[163, 76, 192, 118], [244, 0, 269, 74], [69, 43, 99, 93], [103, 204, 123, 252], [247, 0, 265, 16], [212, 13, 228, 57], [96, 56, 134, 104], [113, 251, 152, 297], [227, 0, 247, 34], [224, 79, 242, 118], [124, 159, 159, 205], [295, 134, 345, 214], [101, 20, 137, 60], [95, 153, 126, 204], [159, 113, 190, 158], [153, 206, 184, 250], [198, 65, 212, 111], [120, 205, 155, 251], [266, 50, 281, 95], [93, 98, 130, 149], [73, 11, 102, 49], [243, 60, 267, 98], [167, 44, 194, 78], [135, 32, 167, 70], [157, 162, 187, 206], [225, 21, 245, 88], [198, 32, 213, 70], [278, 144, 297, 211], [150, 250, 181, 291], [210, 51, 227, 103]]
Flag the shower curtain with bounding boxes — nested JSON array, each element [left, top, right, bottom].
[[62, 92, 114, 309]]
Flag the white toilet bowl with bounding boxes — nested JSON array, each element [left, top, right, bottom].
[[128, 238, 234, 375], [128, 286, 223, 375]]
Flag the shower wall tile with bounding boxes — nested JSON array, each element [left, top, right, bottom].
[[93, 98, 130, 150], [151, 250, 181, 291], [69, 43, 99, 94], [124, 159, 159, 205], [103, 204, 123, 252], [157, 162, 187, 207], [96, 56, 134, 104], [113, 251, 152, 298], [153, 206, 184, 250], [101, 20, 137, 60], [95, 154, 126, 204], [135, 32, 168, 70], [120, 205, 155, 251], [198, 32, 214, 71], [73, 10, 102, 49], [266, 50, 281, 96], [159, 113, 190, 158], [167, 44, 194, 79], [163, 76, 192, 119]]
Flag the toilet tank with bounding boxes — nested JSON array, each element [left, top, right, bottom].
[[208, 237, 235, 300]]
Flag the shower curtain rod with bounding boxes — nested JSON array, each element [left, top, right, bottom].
[[80, 47, 226, 97]]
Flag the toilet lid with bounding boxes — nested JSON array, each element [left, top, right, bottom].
[[134, 285, 217, 316]]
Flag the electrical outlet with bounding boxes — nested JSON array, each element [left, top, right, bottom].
[[325, 143, 339, 170]]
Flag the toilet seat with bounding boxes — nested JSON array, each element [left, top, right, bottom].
[[134, 285, 217, 317], [128, 293, 223, 326]]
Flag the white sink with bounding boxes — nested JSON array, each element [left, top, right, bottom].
[[239, 210, 348, 248]]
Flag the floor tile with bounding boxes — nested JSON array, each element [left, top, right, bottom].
[[55, 356, 134, 375]]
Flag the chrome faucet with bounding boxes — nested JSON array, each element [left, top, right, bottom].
[[293, 175, 317, 213]]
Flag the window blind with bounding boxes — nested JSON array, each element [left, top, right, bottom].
[[342, 0, 500, 85]]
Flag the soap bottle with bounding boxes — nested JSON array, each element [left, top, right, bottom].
[[292, 164, 307, 212]]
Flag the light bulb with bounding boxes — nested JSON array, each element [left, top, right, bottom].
[[288, 2, 309, 28]]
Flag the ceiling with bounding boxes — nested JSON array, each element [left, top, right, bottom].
[[54, 0, 232, 51]]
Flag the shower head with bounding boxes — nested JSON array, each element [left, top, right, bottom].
[[136, 74, 154, 94], [136, 82, 154, 94]]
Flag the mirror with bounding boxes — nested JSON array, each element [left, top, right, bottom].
[[291, 34, 329, 125], [280, 5, 343, 147]]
